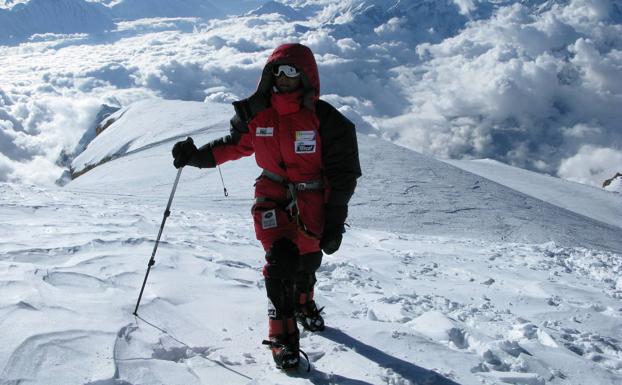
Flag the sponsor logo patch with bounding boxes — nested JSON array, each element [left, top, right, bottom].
[[261, 209, 277, 229], [256, 127, 274, 137], [295, 131, 317, 154], [295, 141, 316, 153], [295, 131, 315, 141]]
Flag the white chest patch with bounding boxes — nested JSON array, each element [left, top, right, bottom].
[[256, 127, 274, 137], [295, 131, 317, 154], [296, 131, 315, 141], [261, 209, 277, 229]]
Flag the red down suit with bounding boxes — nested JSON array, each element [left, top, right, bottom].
[[188, 43, 361, 262]]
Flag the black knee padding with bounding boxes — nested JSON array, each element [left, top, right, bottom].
[[265, 277, 295, 317], [264, 238, 300, 280], [299, 251, 322, 273]]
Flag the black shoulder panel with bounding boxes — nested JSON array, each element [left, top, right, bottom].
[[207, 113, 249, 151], [316, 100, 362, 206], [230, 114, 249, 134], [233, 92, 270, 124]]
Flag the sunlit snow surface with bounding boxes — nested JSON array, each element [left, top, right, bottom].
[[1, 99, 621, 385]]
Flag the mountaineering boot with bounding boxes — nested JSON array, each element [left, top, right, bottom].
[[263, 317, 300, 369], [295, 291, 325, 332]]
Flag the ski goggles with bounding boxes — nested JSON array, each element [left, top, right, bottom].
[[273, 64, 301, 78]]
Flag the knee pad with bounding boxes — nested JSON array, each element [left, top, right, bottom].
[[265, 277, 295, 318], [264, 238, 300, 280]]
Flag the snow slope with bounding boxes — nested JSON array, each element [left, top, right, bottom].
[[70, 99, 232, 175], [445, 158, 622, 229], [2, 99, 621, 385]]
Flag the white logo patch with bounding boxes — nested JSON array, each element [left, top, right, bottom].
[[295, 141, 316, 153], [296, 131, 315, 141], [295, 131, 316, 154], [267, 298, 277, 319], [256, 127, 274, 137], [261, 209, 277, 229]]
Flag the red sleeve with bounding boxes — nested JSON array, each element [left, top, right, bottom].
[[212, 129, 254, 164], [208, 112, 260, 165]]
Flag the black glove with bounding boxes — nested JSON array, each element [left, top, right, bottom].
[[320, 205, 347, 255], [172, 137, 197, 168]]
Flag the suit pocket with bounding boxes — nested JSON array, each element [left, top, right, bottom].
[[251, 200, 294, 241]]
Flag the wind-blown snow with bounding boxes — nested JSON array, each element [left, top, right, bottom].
[[2, 98, 621, 384], [1, 0, 621, 188]]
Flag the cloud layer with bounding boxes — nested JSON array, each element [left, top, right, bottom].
[[381, 0, 622, 186], [0, 0, 621, 187]]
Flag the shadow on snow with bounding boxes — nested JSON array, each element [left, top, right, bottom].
[[317, 327, 463, 385]]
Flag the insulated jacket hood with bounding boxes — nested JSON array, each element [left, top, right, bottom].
[[232, 43, 319, 122], [267, 43, 319, 101]]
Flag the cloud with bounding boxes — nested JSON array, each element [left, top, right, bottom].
[[386, 0, 622, 178], [1, 0, 621, 188], [302, 30, 343, 55], [570, 38, 622, 94], [374, 17, 407, 39], [83, 63, 137, 88], [452, 0, 476, 16], [0, 143, 62, 185], [0, 153, 15, 181], [0, 89, 103, 184], [558, 145, 622, 187]]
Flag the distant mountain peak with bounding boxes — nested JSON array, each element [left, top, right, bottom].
[[247, 0, 304, 20]]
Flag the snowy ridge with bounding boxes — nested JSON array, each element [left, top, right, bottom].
[[324, 0, 473, 45], [248, 0, 305, 21], [70, 99, 231, 176], [354, 134, 622, 252]]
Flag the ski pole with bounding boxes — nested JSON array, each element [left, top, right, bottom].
[[133, 167, 183, 316]]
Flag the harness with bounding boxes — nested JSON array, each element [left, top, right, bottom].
[[255, 169, 324, 239]]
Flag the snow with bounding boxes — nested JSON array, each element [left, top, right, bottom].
[[2, 98, 622, 384], [605, 176, 622, 193], [70, 99, 231, 174], [444, 158, 622, 229]]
